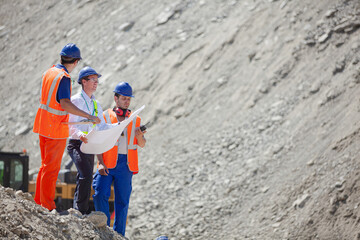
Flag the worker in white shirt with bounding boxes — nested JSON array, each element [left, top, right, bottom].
[[67, 66, 105, 214]]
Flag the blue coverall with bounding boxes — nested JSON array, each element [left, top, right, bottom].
[[92, 154, 133, 236]]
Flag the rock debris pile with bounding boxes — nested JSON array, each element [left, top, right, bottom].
[[0, 186, 125, 240]]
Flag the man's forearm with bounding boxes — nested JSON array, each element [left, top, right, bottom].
[[60, 98, 91, 119], [97, 154, 105, 165], [137, 136, 146, 148]]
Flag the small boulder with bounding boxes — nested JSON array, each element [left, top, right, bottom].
[[293, 194, 310, 209], [15, 125, 30, 136], [68, 208, 82, 218], [85, 211, 108, 228], [5, 187, 15, 197], [15, 190, 24, 198], [119, 21, 135, 32]]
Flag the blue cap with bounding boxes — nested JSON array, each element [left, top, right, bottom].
[[78, 66, 101, 84], [113, 82, 134, 97], [60, 43, 82, 59], [155, 236, 169, 240]]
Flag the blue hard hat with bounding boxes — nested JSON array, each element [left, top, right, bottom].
[[155, 236, 169, 240], [60, 43, 82, 59], [113, 82, 134, 97], [78, 66, 102, 84]]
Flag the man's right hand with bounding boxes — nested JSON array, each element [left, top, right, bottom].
[[79, 134, 88, 143], [98, 163, 109, 176], [60, 99, 102, 123], [88, 115, 101, 124]]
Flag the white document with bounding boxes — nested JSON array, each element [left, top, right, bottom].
[[80, 105, 145, 154]]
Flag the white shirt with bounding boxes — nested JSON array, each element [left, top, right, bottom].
[[117, 121, 128, 154], [68, 89, 106, 140]]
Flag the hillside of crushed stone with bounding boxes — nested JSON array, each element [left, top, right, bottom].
[[0, 185, 126, 240], [0, 0, 360, 239]]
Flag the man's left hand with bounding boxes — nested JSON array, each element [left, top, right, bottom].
[[135, 127, 146, 148], [135, 127, 146, 138]]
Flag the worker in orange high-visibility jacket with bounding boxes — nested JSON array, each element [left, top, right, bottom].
[[33, 43, 101, 212], [92, 82, 146, 237]]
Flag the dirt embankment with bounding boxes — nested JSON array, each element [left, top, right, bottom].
[[0, 185, 125, 240]]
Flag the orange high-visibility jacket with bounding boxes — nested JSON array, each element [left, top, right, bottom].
[[33, 66, 71, 139], [101, 108, 141, 174]]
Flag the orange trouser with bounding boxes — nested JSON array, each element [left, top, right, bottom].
[[34, 135, 67, 210]]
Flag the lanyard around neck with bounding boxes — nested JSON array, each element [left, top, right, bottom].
[[81, 93, 97, 116]]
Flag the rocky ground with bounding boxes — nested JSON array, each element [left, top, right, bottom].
[[0, 185, 126, 240], [0, 0, 360, 239]]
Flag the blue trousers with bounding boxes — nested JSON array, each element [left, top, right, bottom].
[[92, 154, 133, 236], [67, 139, 94, 214]]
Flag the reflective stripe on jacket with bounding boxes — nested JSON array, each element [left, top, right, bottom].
[[33, 66, 72, 139], [101, 108, 140, 174]]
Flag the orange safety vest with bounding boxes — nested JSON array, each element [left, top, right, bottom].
[[101, 108, 141, 174], [33, 66, 72, 139]]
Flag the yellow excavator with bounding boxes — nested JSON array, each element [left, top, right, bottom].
[[0, 151, 115, 217]]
